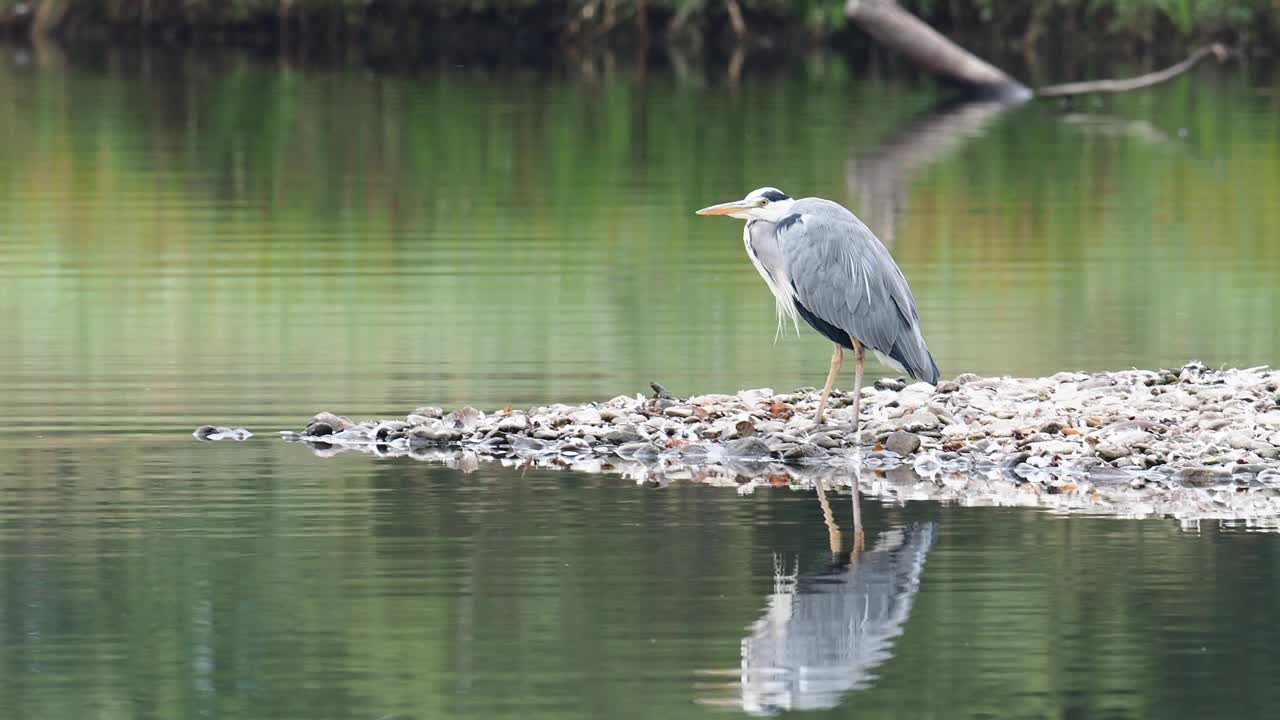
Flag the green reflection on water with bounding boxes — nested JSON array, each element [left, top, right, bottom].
[[1, 49, 1280, 717], [0, 50, 1277, 434], [4, 440, 1280, 719]]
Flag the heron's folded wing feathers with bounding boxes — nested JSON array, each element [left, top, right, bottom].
[[777, 202, 939, 383]]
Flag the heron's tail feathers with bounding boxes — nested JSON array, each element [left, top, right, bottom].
[[881, 331, 940, 385]]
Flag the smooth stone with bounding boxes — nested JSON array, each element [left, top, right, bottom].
[[885, 430, 921, 456], [809, 432, 842, 449], [616, 441, 662, 461], [723, 436, 774, 460], [407, 425, 463, 445], [496, 413, 529, 432], [533, 428, 561, 440], [875, 378, 907, 391], [1233, 463, 1268, 475], [604, 428, 644, 445], [675, 444, 709, 459], [444, 407, 484, 430], [782, 444, 829, 462], [410, 406, 444, 420], [193, 426, 253, 441], [1095, 444, 1129, 462], [193, 425, 220, 440], [331, 427, 371, 442], [510, 436, 548, 454], [663, 405, 695, 418], [1029, 439, 1079, 456], [895, 410, 940, 431], [1227, 431, 1256, 450], [569, 408, 604, 425], [1171, 466, 1232, 485], [306, 412, 352, 436], [374, 420, 409, 440]]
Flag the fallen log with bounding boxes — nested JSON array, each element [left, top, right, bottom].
[[843, 1, 1230, 100]]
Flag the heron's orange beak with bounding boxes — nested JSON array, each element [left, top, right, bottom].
[[695, 200, 752, 216]]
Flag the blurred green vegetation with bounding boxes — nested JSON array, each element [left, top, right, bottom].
[[0, 48, 1277, 435], [0, 0, 1276, 53]]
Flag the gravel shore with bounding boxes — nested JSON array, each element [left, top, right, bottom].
[[204, 362, 1280, 525]]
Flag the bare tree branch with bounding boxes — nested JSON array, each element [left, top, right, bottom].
[[1036, 44, 1230, 97]]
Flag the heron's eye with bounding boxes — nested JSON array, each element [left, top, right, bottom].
[[758, 198, 769, 207]]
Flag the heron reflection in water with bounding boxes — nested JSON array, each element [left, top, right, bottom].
[[704, 478, 937, 715]]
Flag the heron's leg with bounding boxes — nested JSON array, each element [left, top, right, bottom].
[[814, 475, 842, 556], [851, 478, 865, 555], [815, 344, 844, 424], [851, 339, 865, 443]]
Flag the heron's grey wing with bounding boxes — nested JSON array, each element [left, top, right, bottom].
[[778, 201, 939, 383]]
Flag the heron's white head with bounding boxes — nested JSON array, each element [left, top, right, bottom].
[[695, 187, 796, 223]]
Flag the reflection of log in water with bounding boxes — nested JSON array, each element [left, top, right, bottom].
[[848, 98, 1019, 245], [736, 520, 937, 715]]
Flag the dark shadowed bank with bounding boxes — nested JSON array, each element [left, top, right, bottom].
[[1, 1, 1277, 60]]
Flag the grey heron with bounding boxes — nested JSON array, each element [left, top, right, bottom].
[[734, 520, 937, 714], [696, 188, 939, 429]]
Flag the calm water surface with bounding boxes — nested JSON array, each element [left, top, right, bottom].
[[2, 47, 1280, 718]]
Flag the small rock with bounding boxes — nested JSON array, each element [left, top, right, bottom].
[[782, 444, 829, 462], [604, 428, 644, 445], [569, 408, 604, 425], [663, 405, 695, 418], [306, 412, 352, 437], [193, 426, 253, 441], [533, 428, 561, 440], [1233, 463, 1268, 475], [510, 436, 548, 454], [809, 432, 842, 449], [1226, 431, 1255, 450], [331, 427, 371, 442], [896, 410, 940, 432], [675, 444, 709, 459], [616, 441, 661, 460], [444, 407, 484, 430], [885, 431, 921, 456], [723, 436, 774, 460], [1171, 466, 1232, 486], [1095, 444, 1129, 462], [1029, 440, 1078, 456], [875, 378, 907, 391], [193, 425, 220, 440], [410, 406, 444, 420], [374, 420, 409, 441], [496, 413, 529, 432]]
